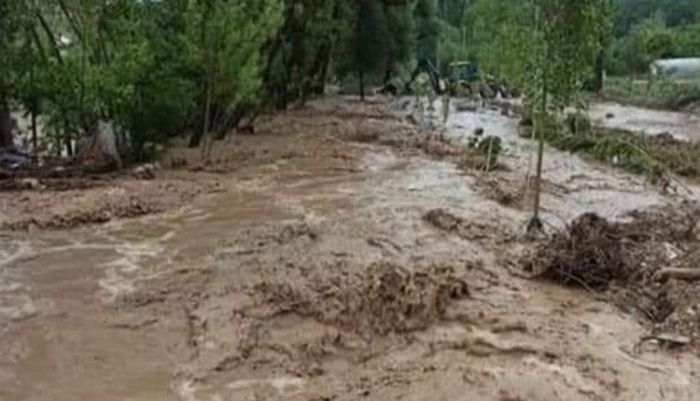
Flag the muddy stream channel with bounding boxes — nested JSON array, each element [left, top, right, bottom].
[[1, 98, 699, 400]]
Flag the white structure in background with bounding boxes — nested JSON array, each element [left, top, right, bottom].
[[650, 58, 700, 80]]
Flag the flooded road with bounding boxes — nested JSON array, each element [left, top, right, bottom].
[[1, 98, 699, 400]]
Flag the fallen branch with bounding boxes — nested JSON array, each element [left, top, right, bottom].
[[654, 268, 700, 282]]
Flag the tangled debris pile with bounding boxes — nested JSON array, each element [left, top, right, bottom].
[[526, 213, 633, 290], [524, 204, 700, 343], [526, 206, 699, 289], [256, 262, 469, 336]]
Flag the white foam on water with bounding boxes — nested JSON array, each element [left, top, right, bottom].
[[95, 230, 175, 302], [0, 239, 36, 324], [227, 376, 306, 396], [98, 266, 137, 302], [0, 293, 37, 321]]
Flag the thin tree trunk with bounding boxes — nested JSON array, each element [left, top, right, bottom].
[[206, 100, 224, 158], [31, 110, 38, 153], [532, 129, 545, 220], [201, 76, 213, 162], [188, 125, 204, 148], [56, 0, 84, 44], [36, 10, 63, 65], [309, 42, 331, 95], [214, 105, 246, 140], [317, 54, 330, 94], [592, 42, 605, 93], [64, 120, 73, 157], [530, 88, 548, 232], [0, 95, 13, 149], [359, 70, 365, 101]]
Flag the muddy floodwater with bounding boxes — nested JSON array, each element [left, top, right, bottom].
[[590, 102, 700, 141], [1, 98, 699, 401]]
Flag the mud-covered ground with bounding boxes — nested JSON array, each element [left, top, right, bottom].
[[1, 97, 700, 401]]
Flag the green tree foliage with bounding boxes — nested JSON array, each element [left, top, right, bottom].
[[185, 0, 281, 154], [384, 1, 414, 81], [437, 0, 468, 29], [528, 0, 607, 230], [462, 0, 533, 78], [0, 0, 32, 149], [0, 0, 282, 160], [263, 0, 348, 109], [415, 0, 440, 66], [609, 15, 678, 75], [476, 0, 607, 230], [348, 0, 390, 100], [8, 0, 673, 169], [613, 0, 700, 37], [676, 24, 700, 56], [607, 1, 700, 76]]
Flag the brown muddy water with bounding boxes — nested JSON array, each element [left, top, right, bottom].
[[590, 102, 700, 141], [1, 98, 699, 401]]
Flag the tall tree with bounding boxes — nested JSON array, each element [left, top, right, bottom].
[[0, 0, 29, 149], [524, 0, 606, 231], [415, 0, 440, 67], [383, 0, 414, 83], [351, 0, 389, 100], [185, 0, 281, 155], [263, 0, 352, 109], [591, 0, 614, 92]]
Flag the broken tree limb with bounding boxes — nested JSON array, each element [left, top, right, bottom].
[[654, 268, 700, 282]]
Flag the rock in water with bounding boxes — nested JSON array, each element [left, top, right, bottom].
[[97, 121, 121, 169], [132, 164, 156, 180], [76, 121, 122, 169]]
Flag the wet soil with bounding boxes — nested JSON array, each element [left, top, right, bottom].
[[1, 97, 700, 401]]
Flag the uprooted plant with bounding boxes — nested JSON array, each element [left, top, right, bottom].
[[523, 204, 700, 338], [525, 206, 699, 290]]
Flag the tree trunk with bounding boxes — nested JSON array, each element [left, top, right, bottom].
[[317, 53, 330, 95], [214, 105, 246, 140], [529, 87, 548, 233], [383, 66, 393, 86], [64, 128, 73, 157], [36, 10, 63, 65], [359, 70, 365, 101], [532, 131, 545, 220], [0, 96, 13, 149], [201, 76, 213, 161], [188, 126, 203, 148], [309, 42, 331, 95], [31, 110, 38, 153], [592, 45, 605, 93]]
